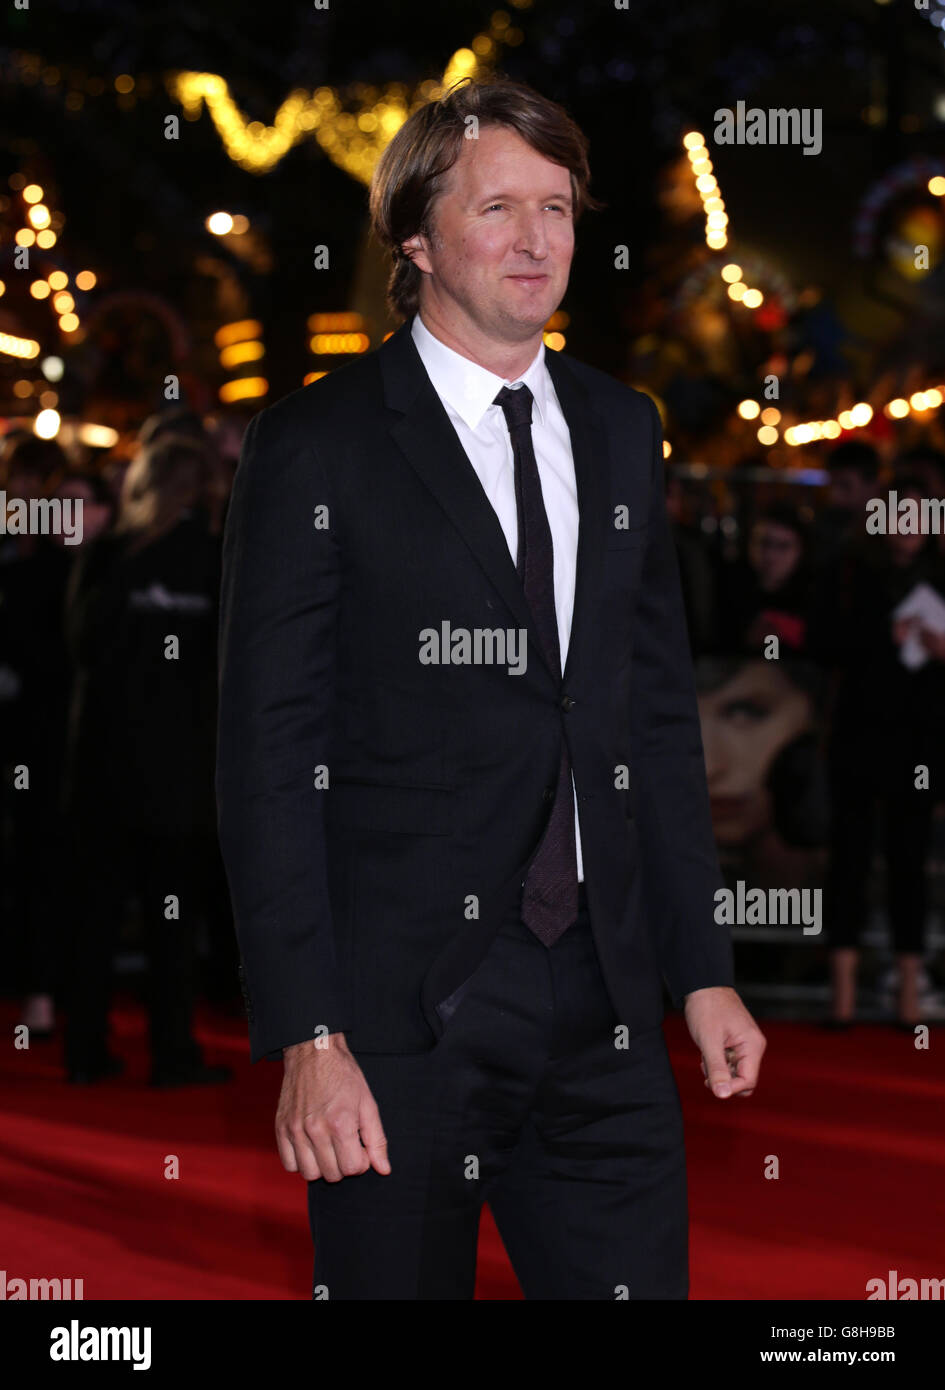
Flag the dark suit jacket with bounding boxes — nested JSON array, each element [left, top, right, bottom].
[[65, 516, 220, 835], [216, 315, 734, 1063]]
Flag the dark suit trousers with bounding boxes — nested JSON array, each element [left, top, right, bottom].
[[307, 886, 688, 1300]]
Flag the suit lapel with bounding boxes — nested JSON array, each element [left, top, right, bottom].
[[380, 316, 609, 689], [544, 346, 607, 687]]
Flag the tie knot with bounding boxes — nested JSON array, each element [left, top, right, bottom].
[[493, 382, 534, 432]]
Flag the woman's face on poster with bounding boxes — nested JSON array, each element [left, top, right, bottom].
[[698, 660, 813, 847]]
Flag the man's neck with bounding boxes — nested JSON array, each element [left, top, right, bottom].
[[415, 304, 542, 382]]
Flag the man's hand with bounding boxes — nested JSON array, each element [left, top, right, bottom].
[[275, 1033, 391, 1182], [683, 986, 766, 1099]]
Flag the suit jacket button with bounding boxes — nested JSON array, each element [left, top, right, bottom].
[[560, 695, 575, 711], [542, 785, 555, 802]]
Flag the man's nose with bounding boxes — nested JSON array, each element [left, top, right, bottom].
[[512, 214, 550, 257]]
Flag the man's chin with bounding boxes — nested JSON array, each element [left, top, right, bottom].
[[498, 294, 560, 334]]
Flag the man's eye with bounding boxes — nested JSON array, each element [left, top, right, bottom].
[[484, 204, 568, 212]]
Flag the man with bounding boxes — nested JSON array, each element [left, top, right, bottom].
[[810, 439, 881, 576], [216, 76, 765, 1301]]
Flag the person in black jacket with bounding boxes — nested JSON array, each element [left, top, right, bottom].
[[718, 502, 813, 658], [62, 432, 231, 1086], [0, 436, 75, 1040], [217, 77, 764, 1300]]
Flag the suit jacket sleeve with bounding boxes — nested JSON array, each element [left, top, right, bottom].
[[630, 394, 735, 1005], [216, 407, 353, 1062]]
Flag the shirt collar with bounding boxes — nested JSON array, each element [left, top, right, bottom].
[[411, 311, 549, 432]]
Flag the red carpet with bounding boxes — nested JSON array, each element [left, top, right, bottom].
[[1, 1000, 942, 1300]]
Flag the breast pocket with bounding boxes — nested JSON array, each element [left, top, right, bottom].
[[602, 524, 649, 597]]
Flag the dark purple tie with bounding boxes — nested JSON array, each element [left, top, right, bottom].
[[493, 383, 578, 946]]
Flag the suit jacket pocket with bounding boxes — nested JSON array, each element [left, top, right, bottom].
[[329, 778, 454, 836]]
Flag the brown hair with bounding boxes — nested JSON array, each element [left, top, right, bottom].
[[369, 75, 606, 321], [116, 433, 209, 539]]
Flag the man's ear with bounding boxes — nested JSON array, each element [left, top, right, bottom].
[[401, 232, 433, 276]]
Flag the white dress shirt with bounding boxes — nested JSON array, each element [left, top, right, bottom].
[[411, 311, 584, 881]]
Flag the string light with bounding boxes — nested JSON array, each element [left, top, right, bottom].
[[218, 340, 264, 369], [206, 211, 234, 235], [0, 332, 41, 359], [78, 422, 119, 448], [34, 407, 60, 437], [776, 394, 945, 448], [215, 319, 267, 401], [7, 176, 85, 335], [309, 332, 370, 355], [214, 319, 262, 348], [683, 132, 769, 306], [168, 15, 512, 181], [219, 376, 268, 402]]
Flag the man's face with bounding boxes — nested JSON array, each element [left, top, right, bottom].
[[748, 521, 802, 591], [829, 468, 873, 516], [403, 124, 574, 341], [888, 490, 926, 564]]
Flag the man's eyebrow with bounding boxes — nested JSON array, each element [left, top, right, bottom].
[[477, 190, 574, 206]]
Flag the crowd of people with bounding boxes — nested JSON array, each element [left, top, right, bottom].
[[673, 439, 945, 1026], [1, 414, 943, 1084], [0, 409, 242, 1084]]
